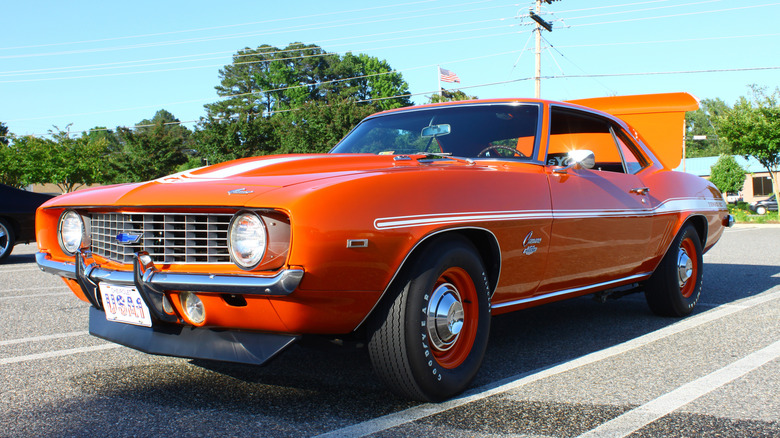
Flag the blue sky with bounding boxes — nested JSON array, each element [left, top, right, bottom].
[[2, 0, 779, 137]]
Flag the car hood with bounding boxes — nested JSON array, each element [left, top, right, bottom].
[[42, 154, 466, 208]]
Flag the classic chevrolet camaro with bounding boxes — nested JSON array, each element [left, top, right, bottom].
[[36, 93, 733, 401]]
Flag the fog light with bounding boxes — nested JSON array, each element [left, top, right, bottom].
[[162, 294, 174, 314], [180, 292, 205, 325]]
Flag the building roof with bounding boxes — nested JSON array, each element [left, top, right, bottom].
[[675, 156, 776, 177]]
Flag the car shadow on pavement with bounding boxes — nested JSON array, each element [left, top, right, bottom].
[[1, 252, 36, 265], [65, 261, 779, 431]]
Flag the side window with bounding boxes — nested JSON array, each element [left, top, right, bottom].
[[548, 108, 624, 173], [613, 128, 650, 174]]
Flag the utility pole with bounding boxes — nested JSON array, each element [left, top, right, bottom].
[[529, 0, 557, 98]]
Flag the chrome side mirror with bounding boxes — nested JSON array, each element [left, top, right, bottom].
[[553, 150, 595, 174]]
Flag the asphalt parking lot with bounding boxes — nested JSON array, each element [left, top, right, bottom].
[[1, 225, 779, 437]]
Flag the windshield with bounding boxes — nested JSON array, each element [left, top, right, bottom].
[[330, 103, 541, 159]]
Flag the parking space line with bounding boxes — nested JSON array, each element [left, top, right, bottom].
[[0, 292, 70, 300], [0, 285, 65, 293], [0, 331, 89, 346], [576, 339, 780, 438], [0, 344, 121, 365], [315, 289, 780, 438]]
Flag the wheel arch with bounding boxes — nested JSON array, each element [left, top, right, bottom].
[[355, 227, 500, 333], [685, 214, 708, 248]]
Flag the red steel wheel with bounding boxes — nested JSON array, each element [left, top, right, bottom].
[[677, 236, 699, 299], [368, 235, 491, 401], [645, 223, 703, 317], [427, 267, 479, 369]]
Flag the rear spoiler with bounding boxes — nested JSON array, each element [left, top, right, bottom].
[[566, 93, 699, 170]]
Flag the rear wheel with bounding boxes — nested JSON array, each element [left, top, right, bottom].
[[644, 224, 703, 317], [0, 218, 15, 263], [367, 236, 491, 401]]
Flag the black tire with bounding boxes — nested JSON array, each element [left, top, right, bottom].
[[756, 206, 767, 215], [644, 224, 703, 317], [367, 235, 491, 401], [0, 218, 15, 263]]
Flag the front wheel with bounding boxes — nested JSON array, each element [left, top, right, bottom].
[[756, 205, 767, 215], [644, 224, 703, 317], [0, 218, 15, 263], [367, 236, 491, 401]]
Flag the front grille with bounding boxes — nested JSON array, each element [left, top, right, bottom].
[[90, 212, 233, 264]]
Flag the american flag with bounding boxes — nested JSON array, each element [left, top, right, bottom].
[[439, 67, 460, 83]]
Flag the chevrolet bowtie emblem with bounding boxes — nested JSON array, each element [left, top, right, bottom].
[[116, 232, 142, 244], [228, 188, 254, 195]]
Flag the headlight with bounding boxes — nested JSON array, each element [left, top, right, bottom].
[[58, 210, 84, 255], [228, 212, 267, 269]]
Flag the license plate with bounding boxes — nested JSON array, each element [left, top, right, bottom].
[[99, 283, 152, 327]]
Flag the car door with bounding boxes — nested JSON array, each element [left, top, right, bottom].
[[537, 107, 655, 295]]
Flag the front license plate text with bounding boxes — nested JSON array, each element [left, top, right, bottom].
[[99, 283, 152, 327]]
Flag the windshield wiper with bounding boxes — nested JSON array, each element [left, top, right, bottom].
[[414, 152, 474, 165]]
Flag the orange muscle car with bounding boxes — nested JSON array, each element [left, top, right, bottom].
[[36, 93, 733, 401]]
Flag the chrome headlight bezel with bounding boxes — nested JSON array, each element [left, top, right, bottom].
[[57, 210, 85, 256], [228, 211, 268, 270]]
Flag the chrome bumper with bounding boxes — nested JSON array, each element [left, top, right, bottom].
[[36, 251, 304, 322]]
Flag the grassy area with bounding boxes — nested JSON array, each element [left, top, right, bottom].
[[728, 202, 780, 224]]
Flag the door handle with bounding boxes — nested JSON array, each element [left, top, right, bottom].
[[630, 187, 650, 195]]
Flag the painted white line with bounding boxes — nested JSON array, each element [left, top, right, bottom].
[[0, 268, 39, 273], [577, 339, 780, 438], [0, 292, 70, 300], [315, 289, 780, 438], [0, 286, 65, 293], [0, 344, 121, 365], [0, 331, 89, 346]]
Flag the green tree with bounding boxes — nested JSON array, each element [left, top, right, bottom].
[[47, 129, 113, 192], [709, 155, 746, 195], [717, 86, 780, 203], [192, 115, 277, 165], [0, 122, 9, 146], [273, 99, 379, 154], [2, 129, 111, 192], [429, 89, 478, 104], [0, 138, 25, 188], [685, 98, 731, 157], [113, 110, 192, 182], [204, 42, 411, 119]]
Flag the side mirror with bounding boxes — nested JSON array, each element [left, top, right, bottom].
[[553, 149, 595, 174]]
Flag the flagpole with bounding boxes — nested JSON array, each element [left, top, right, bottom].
[[437, 65, 442, 100]]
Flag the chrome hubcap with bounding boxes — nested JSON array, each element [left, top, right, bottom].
[[677, 247, 693, 287], [427, 283, 464, 351], [0, 224, 8, 252]]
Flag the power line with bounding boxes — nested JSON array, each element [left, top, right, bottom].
[[0, 26, 526, 84], [2, 46, 530, 124], [556, 0, 723, 21], [567, 2, 780, 28], [0, 18, 517, 78], [0, 0, 471, 51], [0, 1, 513, 60], [6, 65, 780, 140]]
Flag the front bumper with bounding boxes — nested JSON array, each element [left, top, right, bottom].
[[89, 307, 299, 366], [36, 250, 304, 323], [37, 250, 305, 365]]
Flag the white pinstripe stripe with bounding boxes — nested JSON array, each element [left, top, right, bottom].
[[374, 198, 726, 230]]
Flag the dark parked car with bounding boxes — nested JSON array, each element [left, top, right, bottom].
[[750, 194, 777, 215], [0, 184, 53, 262]]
